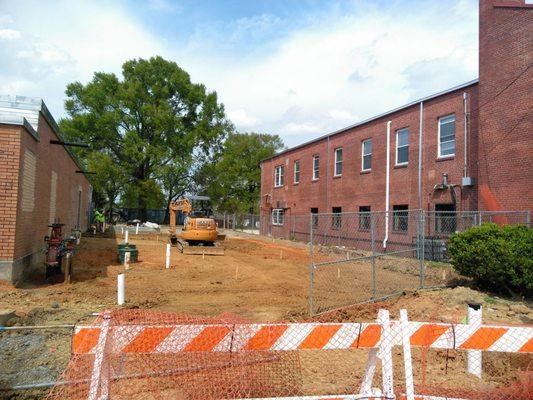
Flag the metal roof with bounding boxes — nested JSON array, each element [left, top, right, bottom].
[[0, 94, 89, 179], [261, 79, 479, 163]]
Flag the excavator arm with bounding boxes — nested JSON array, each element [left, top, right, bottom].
[[169, 198, 193, 235]]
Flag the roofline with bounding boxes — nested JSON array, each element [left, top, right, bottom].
[[261, 79, 479, 163], [0, 114, 39, 141], [0, 95, 90, 181]]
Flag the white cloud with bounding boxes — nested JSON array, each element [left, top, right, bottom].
[[280, 122, 323, 135], [227, 109, 259, 128], [0, 28, 20, 39]]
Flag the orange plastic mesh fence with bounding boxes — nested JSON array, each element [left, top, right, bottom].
[[46, 309, 532, 400]]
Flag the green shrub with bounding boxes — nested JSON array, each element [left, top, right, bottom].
[[448, 223, 533, 297]]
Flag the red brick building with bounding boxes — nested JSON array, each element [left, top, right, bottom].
[[260, 0, 532, 236], [0, 96, 92, 284]]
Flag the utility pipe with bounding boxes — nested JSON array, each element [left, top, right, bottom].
[[418, 102, 424, 209], [463, 92, 468, 178], [383, 121, 392, 249]]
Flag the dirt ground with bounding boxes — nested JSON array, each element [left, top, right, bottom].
[[0, 231, 532, 399]]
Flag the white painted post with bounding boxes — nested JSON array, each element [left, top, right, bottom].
[[121, 226, 124, 234], [124, 252, 130, 270], [117, 274, 125, 305], [467, 302, 482, 377], [165, 243, 171, 269], [93, 226, 96, 235], [135, 223, 139, 235], [400, 309, 415, 400], [87, 312, 111, 400], [124, 230, 129, 243]]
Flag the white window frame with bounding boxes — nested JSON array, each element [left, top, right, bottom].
[[395, 128, 409, 166], [334, 147, 343, 177], [312, 155, 320, 181], [438, 114, 456, 158], [272, 209, 284, 226], [361, 139, 372, 172], [274, 165, 284, 187], [293, 160, 300, 184]]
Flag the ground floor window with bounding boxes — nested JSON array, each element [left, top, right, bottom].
[[359, 206, 371, 230], [435, 203, 456, 234], [272, 209, 284, 225], [311, 207, 319, 228], [392, 205, 409, 232], [332, 206, 342, 230]]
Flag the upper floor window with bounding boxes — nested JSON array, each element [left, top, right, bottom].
[[274, 165, 284, 187], [293, 160, 300, 184], [438, 115, 455, 158], [334, 147, 343, 176], [312, 155, 320, 180], [362, 139, 372, 171], [396, 128, 409, 165]]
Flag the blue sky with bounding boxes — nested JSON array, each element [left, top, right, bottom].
[[0, 0, 478, 147]]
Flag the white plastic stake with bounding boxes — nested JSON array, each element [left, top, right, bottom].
[[121, 226, 124, 234], [165, 244, 171, 269], [400, 309, 415, 400], [135, 223, 139, 234], [124, 230, 129, 243], [117, 274, 125, 305], [467, 302, 482, 378], [93, 227, 96, 235], [124, 252, 130, 270]]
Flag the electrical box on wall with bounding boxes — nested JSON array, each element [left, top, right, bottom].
[[462, 176, 474, 187]]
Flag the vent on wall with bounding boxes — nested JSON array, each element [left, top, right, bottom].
[[276, 200, 286, 209], [49, 171, 57, 223], [21, 150, 36, 212]]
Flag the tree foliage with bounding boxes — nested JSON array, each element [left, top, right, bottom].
[[195, 132, 284, 213], [448, 223, 533, 297], [59, 56, 231, 218]]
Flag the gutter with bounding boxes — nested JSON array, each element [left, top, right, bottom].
[[383, 121, 391, 249]]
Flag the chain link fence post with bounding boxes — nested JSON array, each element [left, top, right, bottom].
[[419, 210, 425, 289], [309, 212, 314, 316], [371, 212, 377, 300]]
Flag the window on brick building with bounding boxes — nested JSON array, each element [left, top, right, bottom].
[[274, 165, 284, 187], [334, 147, 343, 176], [362, 139, 372, 171], [332, 206, 342, 230], [293, 160, 300, 184], [438, 115, 455, 157], [359, 206, 371, 231], [312, 155, 320, 180], [396, 128, 409, 165], [272, 209, 284, 225], [311, 207, 319, 228], [435, 203, 457, 234], [392, 205, 409, 232]]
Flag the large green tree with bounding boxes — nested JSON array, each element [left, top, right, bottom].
[[195, 132, 284, 213], [60, 56, 231, 219]]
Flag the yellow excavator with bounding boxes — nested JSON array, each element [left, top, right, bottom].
[[168, 196, 225, 255]]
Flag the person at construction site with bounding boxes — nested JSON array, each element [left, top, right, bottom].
[[94, 210, 105, 233]]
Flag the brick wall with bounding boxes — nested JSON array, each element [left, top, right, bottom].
[[478, 0, 533, 212], [0, 113, 91, 283], [0, 124, 22, 262], [260, 84, 479, 237]]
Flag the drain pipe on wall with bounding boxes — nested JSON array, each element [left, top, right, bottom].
[[418, 102, 424, 209], [383, 120, 392, 249], [463, 92, 468, 178]]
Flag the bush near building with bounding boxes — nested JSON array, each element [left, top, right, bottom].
[[448, 224, 533, 298]]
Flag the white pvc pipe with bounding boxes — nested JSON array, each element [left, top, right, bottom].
[[124, 230, 129, 243], [165, 244, 171, 269], [135, 223, 139, 234], [418, 102, 424, 209], [124, 251, 130, 270], [467, 303, 482, 377], [117, 274, 125, 305], [463, 92, 468, 178], [383, 121, 392, 249]]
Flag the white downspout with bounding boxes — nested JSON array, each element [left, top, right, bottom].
[[418, 102, 424, 209], [463, 92, 468, 178], [383, 120, 391, 249]]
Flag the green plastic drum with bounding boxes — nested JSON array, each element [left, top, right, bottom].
[[117, 246, 138, 263]]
